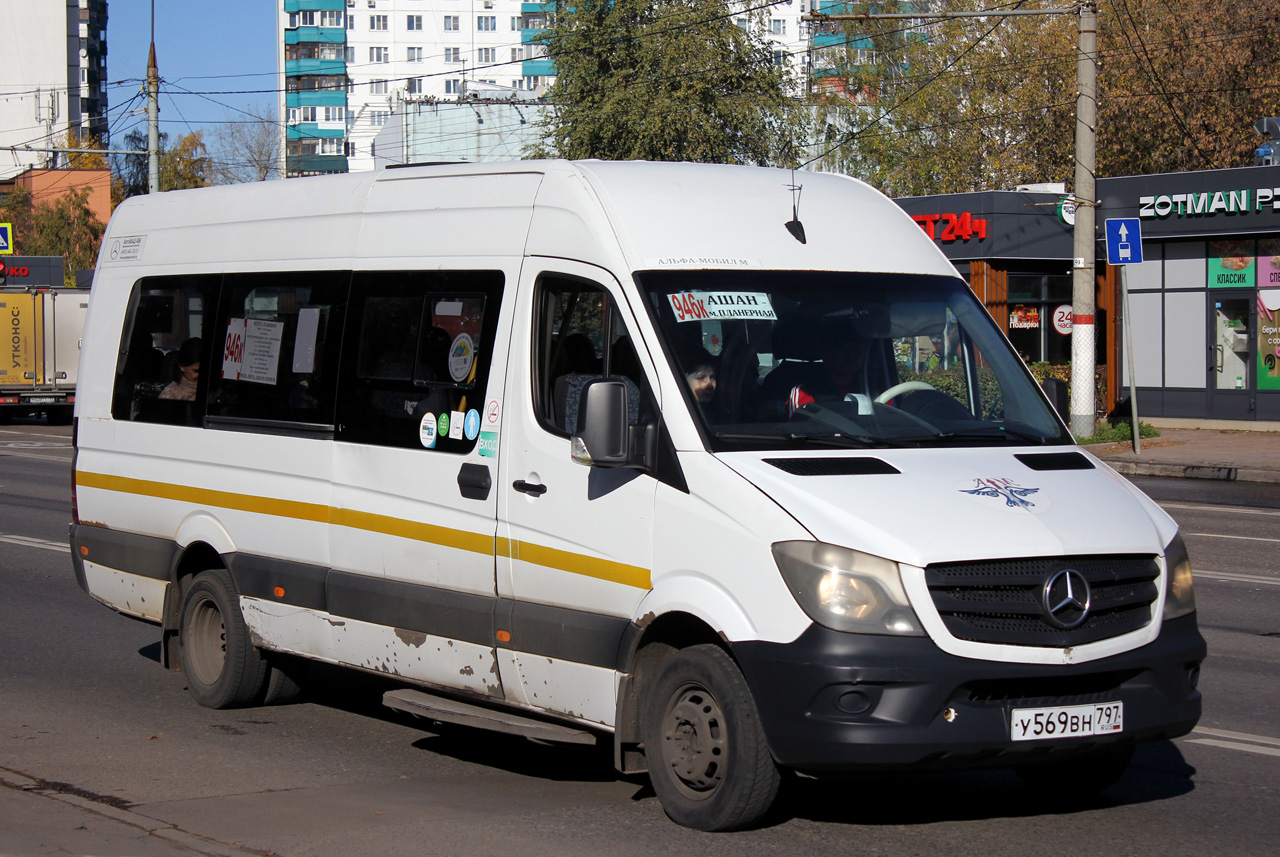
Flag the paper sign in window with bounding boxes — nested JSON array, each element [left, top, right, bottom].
[[238, 319, 284, 385], [292, 307, 321, 373], [668, 291, 776, 322]]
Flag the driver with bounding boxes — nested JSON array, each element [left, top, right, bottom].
[[781, 318, 870, 414]]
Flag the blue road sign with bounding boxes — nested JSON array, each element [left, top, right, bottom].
[[1105, 218, 1143, 266], [0, 222, 12, 254]]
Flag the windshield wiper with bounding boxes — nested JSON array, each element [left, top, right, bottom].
[[714, 431, 904, 449], [892, 426, 1052, 446]]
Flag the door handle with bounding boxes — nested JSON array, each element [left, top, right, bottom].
[[1215, 344, 1223, 372], [512, 479, 547, 496]]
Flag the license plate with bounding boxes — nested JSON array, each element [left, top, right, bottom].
[[1010, 702, 1123, 741], [28, 397, 56, 404]]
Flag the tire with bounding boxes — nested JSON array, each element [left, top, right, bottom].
[[1015, 744, 1135, 796], [643, 644, 781, 831], [259, 653, 307, 706], [179, 569, 269, 709]]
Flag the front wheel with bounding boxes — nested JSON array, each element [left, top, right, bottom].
[[643, 644, 781, 831], [179, 568, 268, 709]]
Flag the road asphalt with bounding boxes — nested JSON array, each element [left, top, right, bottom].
[[4, 418, 1280, 855]]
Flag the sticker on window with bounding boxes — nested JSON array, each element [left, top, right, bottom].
[[419, 412, 438, 448], [668, 291, 776, 323], [448, 333, 476, 382]]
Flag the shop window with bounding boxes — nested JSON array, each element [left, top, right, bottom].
[[337, 271, 504, 452], [533, 276, 653, 436], [206, 272, 348, 431], [1005, 271, 1072, 365], [112, 275, 220, 426]]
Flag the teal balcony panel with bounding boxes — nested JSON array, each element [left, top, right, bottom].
[[286, 154, 349, 175], [286, 90, 347, 108], [286, 125, 346, 140], [285, 0, 346, 12], [285, 59, 347, 76], [522, 58, 555, 77]]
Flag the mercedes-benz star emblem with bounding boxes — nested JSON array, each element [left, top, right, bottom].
[[1042, 568, 1091, 630]]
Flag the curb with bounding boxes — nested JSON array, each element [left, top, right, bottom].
[[1098, 459, 1280, 483]]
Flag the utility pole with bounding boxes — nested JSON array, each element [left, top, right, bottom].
[[1069, 1, 1099, 438], [806, 3, 1098, 435], [147, 1, 160, 194]]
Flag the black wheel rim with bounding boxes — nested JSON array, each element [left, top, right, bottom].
[[187, 593, 227, 687], [660, 681, 728, 801]]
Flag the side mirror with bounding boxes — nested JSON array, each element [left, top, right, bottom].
[[571, 378, 653, 469]]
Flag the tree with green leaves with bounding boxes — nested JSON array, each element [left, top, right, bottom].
[[112, 129, 212, 205], [809, 1, 1076, 196], [530, 0, 806, 166], [0, 185, 105, 287], [810, 0, 1280, 196]]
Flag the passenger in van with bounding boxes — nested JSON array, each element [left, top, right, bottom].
[[160, 338, 201, 401]]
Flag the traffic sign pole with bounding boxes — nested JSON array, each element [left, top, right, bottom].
[[1105, 218, 1145, 454]]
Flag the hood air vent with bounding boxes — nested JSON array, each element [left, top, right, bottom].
[[1015, 452, 1095, 471], [765, 457, 900, 476]]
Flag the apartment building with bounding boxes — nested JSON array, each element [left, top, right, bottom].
[[0, 0, 110, 180], [280, 1, 814, 176]]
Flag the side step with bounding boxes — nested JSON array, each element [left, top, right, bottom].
[[383, 689, 597, 746]]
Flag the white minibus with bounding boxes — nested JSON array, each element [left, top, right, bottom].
[[72, 161, 1204, 830]]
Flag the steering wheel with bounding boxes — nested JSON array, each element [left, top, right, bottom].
[[875, 380, 937, 405]]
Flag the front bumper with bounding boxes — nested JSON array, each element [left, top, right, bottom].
[[731, 614, 1205, 773]]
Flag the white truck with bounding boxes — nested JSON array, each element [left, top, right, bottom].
[[1, 256, 87, 424]]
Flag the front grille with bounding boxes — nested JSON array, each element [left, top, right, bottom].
[[962, 669, 1142, 705], [925, 555, 1160, 647]]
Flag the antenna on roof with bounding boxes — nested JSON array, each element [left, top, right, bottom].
[[784, 173, 806, 244]]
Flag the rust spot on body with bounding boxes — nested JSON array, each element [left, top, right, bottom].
[[459, 665, 475, 676], [395, 628, 427, 648]]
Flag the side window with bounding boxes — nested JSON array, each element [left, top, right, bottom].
[[534, 276, 653, 435], [337, 270, 504, 451], [206, 272, 348, 430], [112, 275, 220, 425]]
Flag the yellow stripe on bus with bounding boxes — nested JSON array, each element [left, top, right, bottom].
[[498, 537, 652, 590], [75, 472, 328, 522], [76, 471, 652, 589]]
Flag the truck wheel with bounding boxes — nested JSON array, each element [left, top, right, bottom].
[[179, 569, 268, 709], [1015, 744, 1135, 796], [260, 653, 307, 706], [643, 644, 781, 831]]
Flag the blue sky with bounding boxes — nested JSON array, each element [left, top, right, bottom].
[[107, 1, 278, 144]]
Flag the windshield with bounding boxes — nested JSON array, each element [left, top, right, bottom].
[[637, 270, 1072, 450]]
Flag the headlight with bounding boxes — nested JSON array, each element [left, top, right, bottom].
[[1163, 532, 1197, 620], [772, 541, 923, 635]]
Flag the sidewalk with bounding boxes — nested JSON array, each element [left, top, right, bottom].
[[1084, 423, 1280, 484]]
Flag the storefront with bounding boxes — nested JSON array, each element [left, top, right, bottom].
[[894, 188, 1111, 386], [1097, 165, 1280, 422]]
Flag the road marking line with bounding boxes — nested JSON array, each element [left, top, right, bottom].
[[1187, 738, 1280, 759], [1192, 727, 1280, 748], [1160, 502, 1280, 518], [1186, 532, 1280, 544], [0, 534, 71, 554], [1195, 569, 1280, 586]]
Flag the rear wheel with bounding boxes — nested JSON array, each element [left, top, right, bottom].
[[179, 569, 268, 709], [1015, 744, 1135, 795], [260, 653, 307, 706], [643, 644, 781, 831]]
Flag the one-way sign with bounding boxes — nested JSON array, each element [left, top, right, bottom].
[[1105, 218, 1143, 265]]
